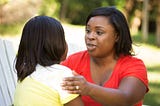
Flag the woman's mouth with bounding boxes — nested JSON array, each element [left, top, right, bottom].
[[86, 43, 96, 51]]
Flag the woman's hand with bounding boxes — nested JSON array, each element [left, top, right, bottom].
[[61, 71, 91, 95]]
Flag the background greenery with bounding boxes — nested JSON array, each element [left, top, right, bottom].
[[0, 0, 160, 105]]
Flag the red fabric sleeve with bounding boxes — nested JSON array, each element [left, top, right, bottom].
[[120, 56, 149, 92]]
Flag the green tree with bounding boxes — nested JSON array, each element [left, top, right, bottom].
[[156, 1, 160, 47], [38, 0, 59, 18], [57, 0, 124, 25], [0, 0, 8, 5]]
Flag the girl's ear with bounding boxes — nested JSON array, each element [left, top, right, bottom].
[[60, 43, 68, 61]]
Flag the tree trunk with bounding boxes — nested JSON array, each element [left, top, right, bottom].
[[142, 0, 149, 42], [59, 0, 69, 21], [123, 0, 135, 22], [156, 2, 160, 47]]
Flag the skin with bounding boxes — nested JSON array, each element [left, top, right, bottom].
[[62, 16, 147, 106]]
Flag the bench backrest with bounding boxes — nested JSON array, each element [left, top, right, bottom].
[[0, 39, 17, 106]]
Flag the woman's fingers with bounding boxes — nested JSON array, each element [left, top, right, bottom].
[[61, 76, 82, 93], [61, 75, 89, 95], [61, 83, 81, 94]]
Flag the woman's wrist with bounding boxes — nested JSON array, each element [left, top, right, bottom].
[[84, 82, 95, 96]]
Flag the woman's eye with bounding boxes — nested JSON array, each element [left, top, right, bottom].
[[85, 29, 90, 33], [97, 31, 103, 35]]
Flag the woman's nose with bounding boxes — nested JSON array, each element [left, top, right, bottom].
[[86, 32, 96, 40]]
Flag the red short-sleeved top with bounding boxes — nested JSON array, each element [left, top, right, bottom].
[[61, 50, 149, 106]]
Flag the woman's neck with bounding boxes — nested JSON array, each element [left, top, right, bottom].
[[90, 54, 118, 66]]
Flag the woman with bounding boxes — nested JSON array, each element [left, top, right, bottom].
[[61, 7, 149, 106], [14, 16, 84, 106]]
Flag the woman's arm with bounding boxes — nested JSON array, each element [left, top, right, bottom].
[[88, 77, 146, 106], [62, 76, 147, 106]]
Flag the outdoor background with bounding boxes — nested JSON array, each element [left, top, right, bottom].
[[0, 0, 160, 106]]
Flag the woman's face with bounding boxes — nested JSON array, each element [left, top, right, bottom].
[[85, 16, 118, 58]]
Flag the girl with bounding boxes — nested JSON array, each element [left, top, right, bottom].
[[14, 16, 84, 106]]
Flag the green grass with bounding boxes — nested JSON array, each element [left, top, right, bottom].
[[143, 65, 160, 106], [0, 23, 24, 36], [132, 31, 157, 47], [143, 82, 160, 106], [147, 65, 160, 73]]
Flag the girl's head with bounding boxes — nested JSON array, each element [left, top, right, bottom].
[[85, 7, 133, 57], [16, 16, 67, 81]]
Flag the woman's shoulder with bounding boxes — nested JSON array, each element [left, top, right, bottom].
[[116, 55, 146, 70], [118, 55, 144, 64], [115, 55, 147, 76]]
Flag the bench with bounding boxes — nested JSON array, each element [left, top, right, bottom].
[[0, 39, 17, 106]]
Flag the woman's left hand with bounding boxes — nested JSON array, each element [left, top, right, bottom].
[[61, 71, 91, 95]]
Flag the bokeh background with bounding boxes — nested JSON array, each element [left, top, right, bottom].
[[0, 0, 160, 105]]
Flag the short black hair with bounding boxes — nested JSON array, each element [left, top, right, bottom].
[[86, 6, 133, 56], [16, 16, 66, 81]]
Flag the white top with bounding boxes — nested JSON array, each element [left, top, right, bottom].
[[30, 64, 75, 99]]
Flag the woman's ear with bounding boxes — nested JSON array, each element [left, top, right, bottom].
[[114, 33, 119, 42]]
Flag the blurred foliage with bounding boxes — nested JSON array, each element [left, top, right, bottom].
[[63, 0, 102, 24], [0, 0, 157, 45], [0, 22, 24, 36], [38, 0, 59, 18], [56, 0, 127, 25], [144, 81, 160, 106], [0, 0, 8, 5], [0, 0, 157, 26], [132, 31, 156, 46], [147, 65, 160, 73], [149, 0, 159, 21], [144, 64, 160, 106], [0, 1, 159, 105]]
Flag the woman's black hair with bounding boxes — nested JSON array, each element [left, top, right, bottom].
[[86, 6, 134, 56], [16, 16, 66, 81]]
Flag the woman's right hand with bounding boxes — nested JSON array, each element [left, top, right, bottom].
[[61, 71, 92, 96]]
